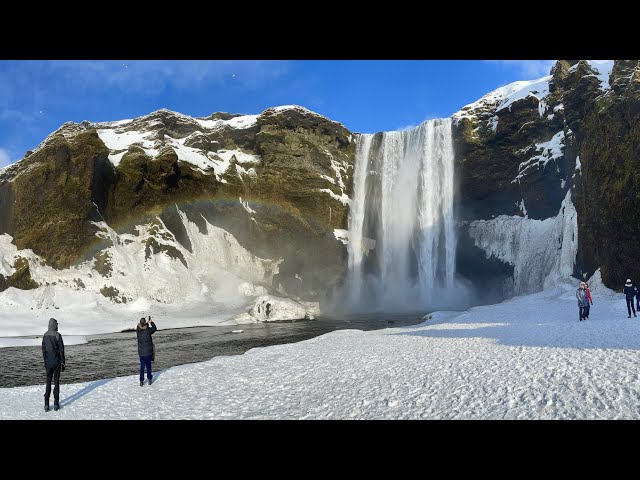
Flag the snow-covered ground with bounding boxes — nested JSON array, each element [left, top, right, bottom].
[[3, 275, 640, 419]]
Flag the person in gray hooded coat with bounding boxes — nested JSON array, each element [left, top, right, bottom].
[[42, 318, 65, 412], [576, 283, 589, 321]]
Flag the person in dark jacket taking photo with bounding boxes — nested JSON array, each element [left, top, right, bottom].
[[136, 317, 157, 386], [42, 318, 65, 412]]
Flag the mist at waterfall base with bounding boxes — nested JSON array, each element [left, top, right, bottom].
[[333, 119, 477, 315]]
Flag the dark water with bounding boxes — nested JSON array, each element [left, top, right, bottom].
[[0, 314, 423, 388]]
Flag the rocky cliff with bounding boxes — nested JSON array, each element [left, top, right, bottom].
[[0, 106, 355, 318], [453, 60, 640, 294], [2, 60, 638, 326]]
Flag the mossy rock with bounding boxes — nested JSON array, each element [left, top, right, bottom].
[[0, 257, 40, 292], [94, 251, 113, 277], [100, 285, 121, 302]]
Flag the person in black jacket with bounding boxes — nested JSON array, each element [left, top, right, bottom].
[[42, 318, 65, 412], [623, 279, 637, 318], [136, 317, 157, 386]]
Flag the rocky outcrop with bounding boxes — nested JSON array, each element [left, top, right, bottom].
[[571, 60, 640, 288], [0, 257, 39, 291], [0, 130, 111, 269], [453, 69, 571, 222], [0, 106, 356, 302], [3, 61, 638, 309], [234, 294, 319, 323], [453, 60, 640, 292]]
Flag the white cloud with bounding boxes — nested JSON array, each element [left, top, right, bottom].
[[486, 60, 556, 78], [44, 60, 291, 95], [0, 61, 291, 120], [0, 148, 12, 168], [0, 60, 293, 158], [395, 112, 444, 132]]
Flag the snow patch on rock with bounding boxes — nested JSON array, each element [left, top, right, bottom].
[[512, 131, 565, 184], [319, 188, 351, 206], [569, 60, 614, 91], [195, 114, 258, 130], [235, 295, 317, 323], [584, 269, 617, 298], [333, 229, 349, 245], [453, 74, 552, 125]]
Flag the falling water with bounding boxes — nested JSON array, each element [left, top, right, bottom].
[[346, 118, 456, 310]]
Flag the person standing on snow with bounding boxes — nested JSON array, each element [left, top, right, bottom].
[[42, 317, 65, 412], [583, 282, 593, 319], [635, 284, 640, 312], [623, 279, 637, 318], [136, 317, 157, 386], [576, 283, 589, 321]]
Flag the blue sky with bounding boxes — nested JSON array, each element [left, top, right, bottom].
[[0, 60, 555, 167]]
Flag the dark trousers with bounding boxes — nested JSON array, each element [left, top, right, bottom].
[[140, 355, 153, 382], [44, 364, 61, 403], [584, 305, 590, 318], [627, 298, 636, 316], [579, 306, 587, 320]]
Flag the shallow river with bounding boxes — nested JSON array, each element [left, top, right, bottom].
[[0, 314, 423, 388]]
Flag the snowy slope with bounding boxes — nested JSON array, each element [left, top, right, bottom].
[[453, 74, 552, 125], [453, 60, 614, 127], [0, 207, 286, 336], [4, 278, 640, 419]]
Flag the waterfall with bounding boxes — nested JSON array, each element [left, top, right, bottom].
[[346, 118, 456, 310]]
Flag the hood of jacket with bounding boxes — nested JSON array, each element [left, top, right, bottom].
[[48, 318, 58, 332]]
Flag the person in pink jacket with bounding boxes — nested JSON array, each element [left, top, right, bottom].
[[583, 282, 593, 319]]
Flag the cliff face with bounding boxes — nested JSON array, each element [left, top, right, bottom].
[[453, 60, 640, 293], [2, 60, 638, 317], [570, 61, 640, 288], [0, 106, 355, 304]]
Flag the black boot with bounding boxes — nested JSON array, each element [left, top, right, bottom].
[[140, 380, 144, 387], [44, 398, 50, 412], [148, 376, 153, 385], [54, 402, 60, 411]]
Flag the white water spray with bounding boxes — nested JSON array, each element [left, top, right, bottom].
[[346, 119, 456, 310]]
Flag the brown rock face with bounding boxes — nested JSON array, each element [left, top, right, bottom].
[[570, 60, 640, 287], [453, 71, 570, 222], [0, 106, 355, 300], [454, 60, 640, 291], [8, 130, 111, 269], [4, 61, 638, 300], [0, 257, 39, 291]]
